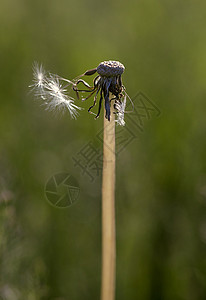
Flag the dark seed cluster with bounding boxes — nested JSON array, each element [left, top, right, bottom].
[[97, 61, 125, 77], [73, 60, 126, 122]]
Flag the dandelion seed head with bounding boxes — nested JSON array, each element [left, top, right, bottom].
[[30, 61, 130, 122], [73, 60, 128, 121]]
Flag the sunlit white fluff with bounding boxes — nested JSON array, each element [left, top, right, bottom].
[[115, 95, 126, 126], [31, 62, 46, 90], [31, 63, 82, 119]]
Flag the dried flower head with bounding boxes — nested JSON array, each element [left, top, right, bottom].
[[30, 60, 131, 125], [73, 60, 131, 125]]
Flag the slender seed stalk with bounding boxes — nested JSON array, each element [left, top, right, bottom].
[[101, 96, 116, 300]]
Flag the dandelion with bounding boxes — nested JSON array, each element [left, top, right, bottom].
[[30, 60, 131, 300], [30, 60, 132, 124], [73, 60, 130, 125]]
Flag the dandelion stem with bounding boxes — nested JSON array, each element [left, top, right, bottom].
[[101, 94, 116, 300]]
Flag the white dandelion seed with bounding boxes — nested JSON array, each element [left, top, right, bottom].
[[30, 62, 82, 119], [44, 74, 82, 119], [31, 62, 46, 90], [115, 95, 126, 126]]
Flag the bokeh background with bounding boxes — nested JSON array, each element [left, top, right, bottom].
[[1, 0, 206, 299]]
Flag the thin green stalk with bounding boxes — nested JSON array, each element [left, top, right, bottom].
[[101, 97, 116, 300]]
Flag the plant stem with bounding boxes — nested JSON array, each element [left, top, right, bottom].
[[101, 96, 116, 300]]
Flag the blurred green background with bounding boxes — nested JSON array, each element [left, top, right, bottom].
[[1, 0, 206, 299]]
